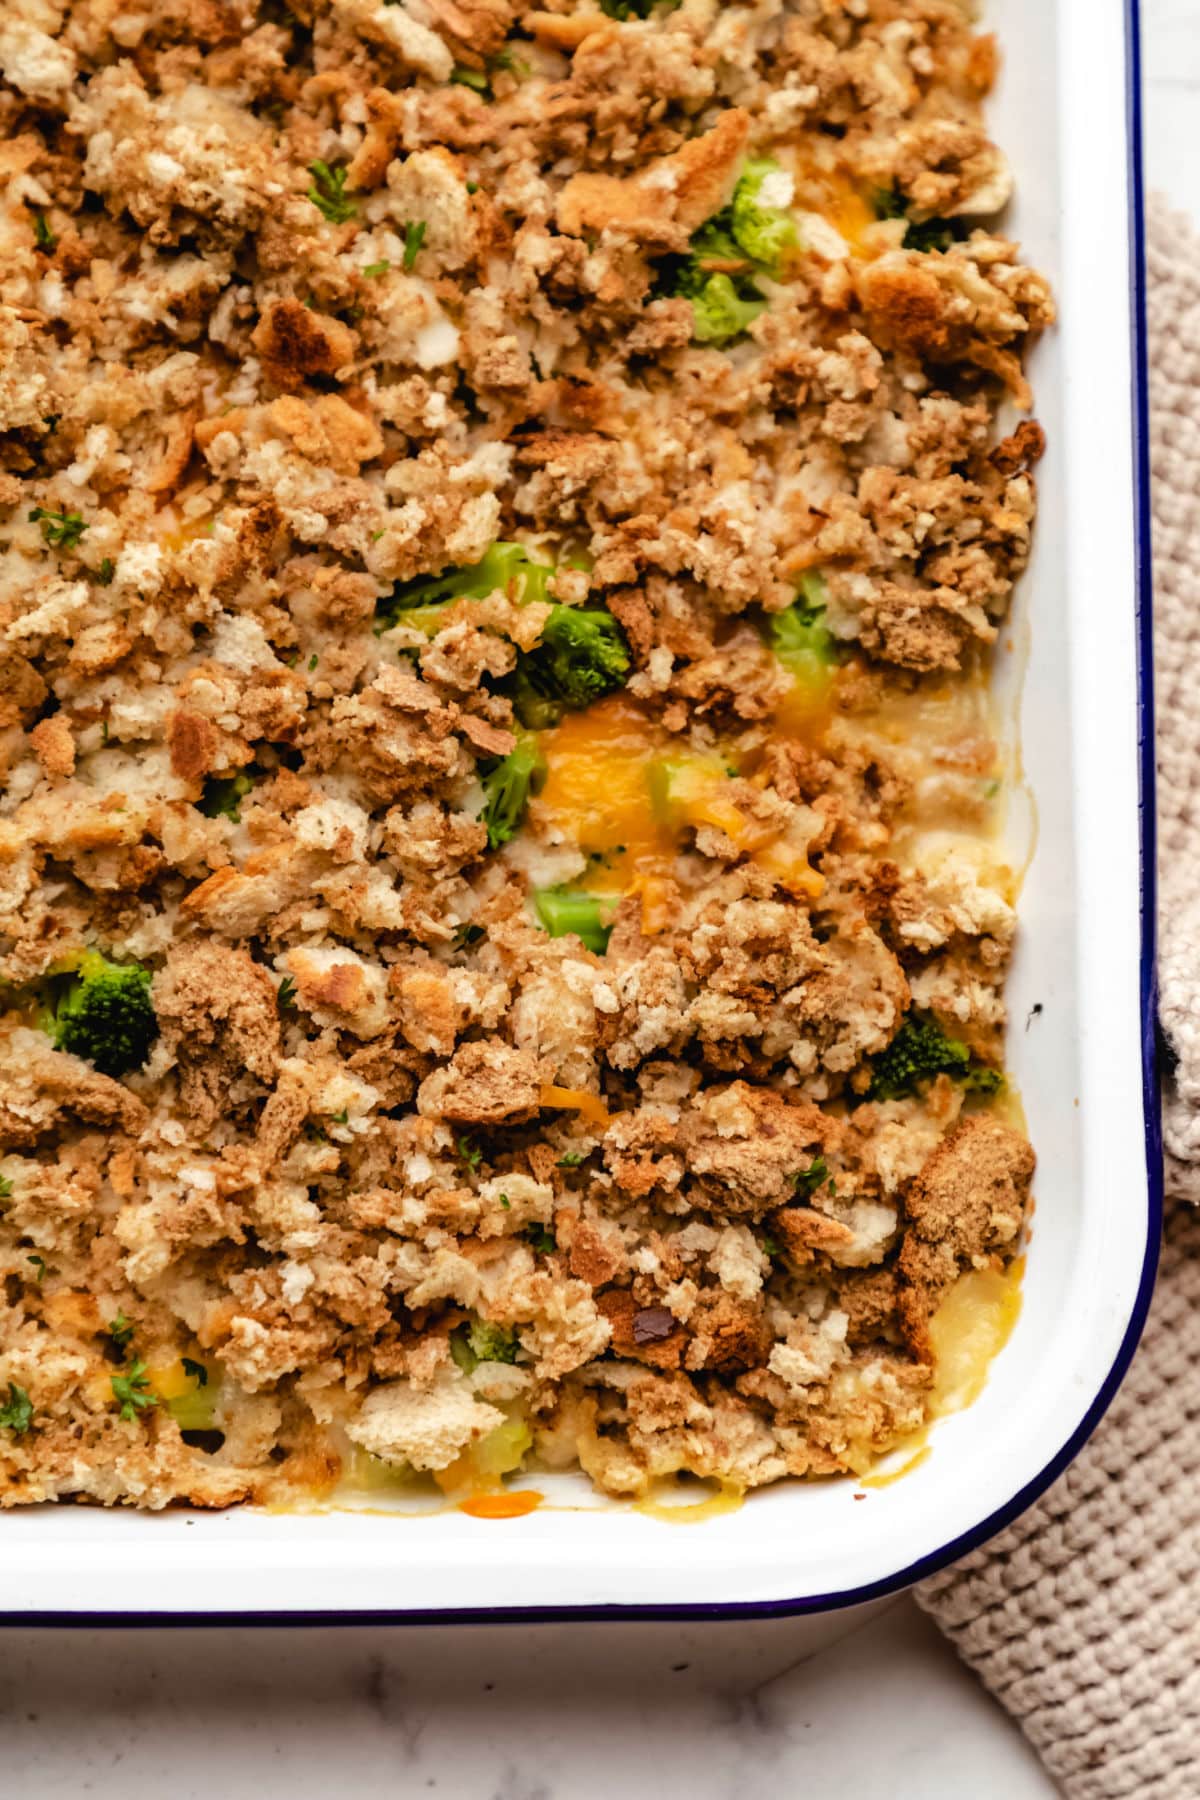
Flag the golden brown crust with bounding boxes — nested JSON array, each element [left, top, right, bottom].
[[0, 0, 1043, 1509]]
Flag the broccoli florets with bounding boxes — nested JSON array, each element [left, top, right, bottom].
[[51, 949, 158, 1078], [873, 186, 967, 255], [687, 272, 767, 345], [533, 886, 617, 954], [480, 735, 546, 849], [729, 158, 799, 274], [450, 1318, 521, 1372], [666, 157, 797, 344], [512, 605, 631, 727], [378, 541, 552, 633], [867, 1012, 1003, 1102], [200, 769, 256, 822], [766, 572, 840, 696]]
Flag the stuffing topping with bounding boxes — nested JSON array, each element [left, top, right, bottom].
[[0, 0, 1042, 1508]]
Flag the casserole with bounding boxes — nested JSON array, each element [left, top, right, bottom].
[[0, 0, 1159, 1620]]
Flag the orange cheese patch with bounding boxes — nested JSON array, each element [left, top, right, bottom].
[[532, 695, 823, 907], [459, 1490, 544, 1520]]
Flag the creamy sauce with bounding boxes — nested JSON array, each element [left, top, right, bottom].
[[863, 1258, 1025, 1488], [633, 1477, 745, 1525]]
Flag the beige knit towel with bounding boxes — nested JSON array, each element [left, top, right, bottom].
[[915, 196, 1200, 1799]]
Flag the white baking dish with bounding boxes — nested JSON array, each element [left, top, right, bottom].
[[0, 0, 1159, 1621]]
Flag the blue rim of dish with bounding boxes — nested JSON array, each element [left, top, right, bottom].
[[6, 1, 1164, 1628]]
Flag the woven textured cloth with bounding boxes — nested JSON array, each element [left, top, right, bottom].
[[915, 197, 1200, 1798]]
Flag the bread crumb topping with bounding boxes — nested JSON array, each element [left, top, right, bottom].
[[0, 0, 1044, 1509]]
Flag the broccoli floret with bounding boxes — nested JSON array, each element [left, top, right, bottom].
[[533, 887, 617, 954], [867, 1013, 1002, 1102], [512, 605, 631, 727], [450, 1318, 520, 1372], [688, 272, 767, 345], [666, 157, 796, 344], [470, 1320, 519, 1364], [200, 769, 256, 822], [378, 541, 552, 633], [646, 753, 736, 831], [51, 949, 158, 1078], [729, 158, 799, 274], [480, 735, 546, 850], [873, 186, 966, 255], [766, 571, 840, 688]]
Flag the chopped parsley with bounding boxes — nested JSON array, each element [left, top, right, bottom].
[[457, 1134, 482, 1171], [793, 1154, 831, 1198], [112, 1358, 158, 1423], [107, 1311, 135, 1352], [26, 1255, 47, 1284], [450, 65, 490, 93], [277, 975, 297, 1013], [96, 558, 115, 586], [557, 1151, 584, 1168], [307, 160, 357, 224], [29, 506, 88, 550], [0, 1176, 12, 1200], [759, 1234, 781, 1260], [363, 260, 390, 278], [493, 47, 531, 77], [30, 209, 56, 252], [402, 220, 426, 270], [0, 1382, 34, 1437], [523, 1225, 556, 1254]]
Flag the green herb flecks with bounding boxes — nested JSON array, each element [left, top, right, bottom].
[[108, 1311, 135, 1353], [793, 1153, 831, 1198], [307, 160, 357, 225], [112, 1358, 158, 1424], [0, 1383, 34, 1436], [29, 506, 88, 550], [450, 65, 490, 93], [457, 1134, 482, 1172], [402, 220, 426, 270], [30, 209, 56, 252]]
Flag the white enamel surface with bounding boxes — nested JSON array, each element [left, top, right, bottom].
[[0, 0, 1155, 1617]]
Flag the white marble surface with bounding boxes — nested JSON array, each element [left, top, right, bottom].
[[0, 1603, 1055, 1799], [1, 8, 1193, 1796]]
